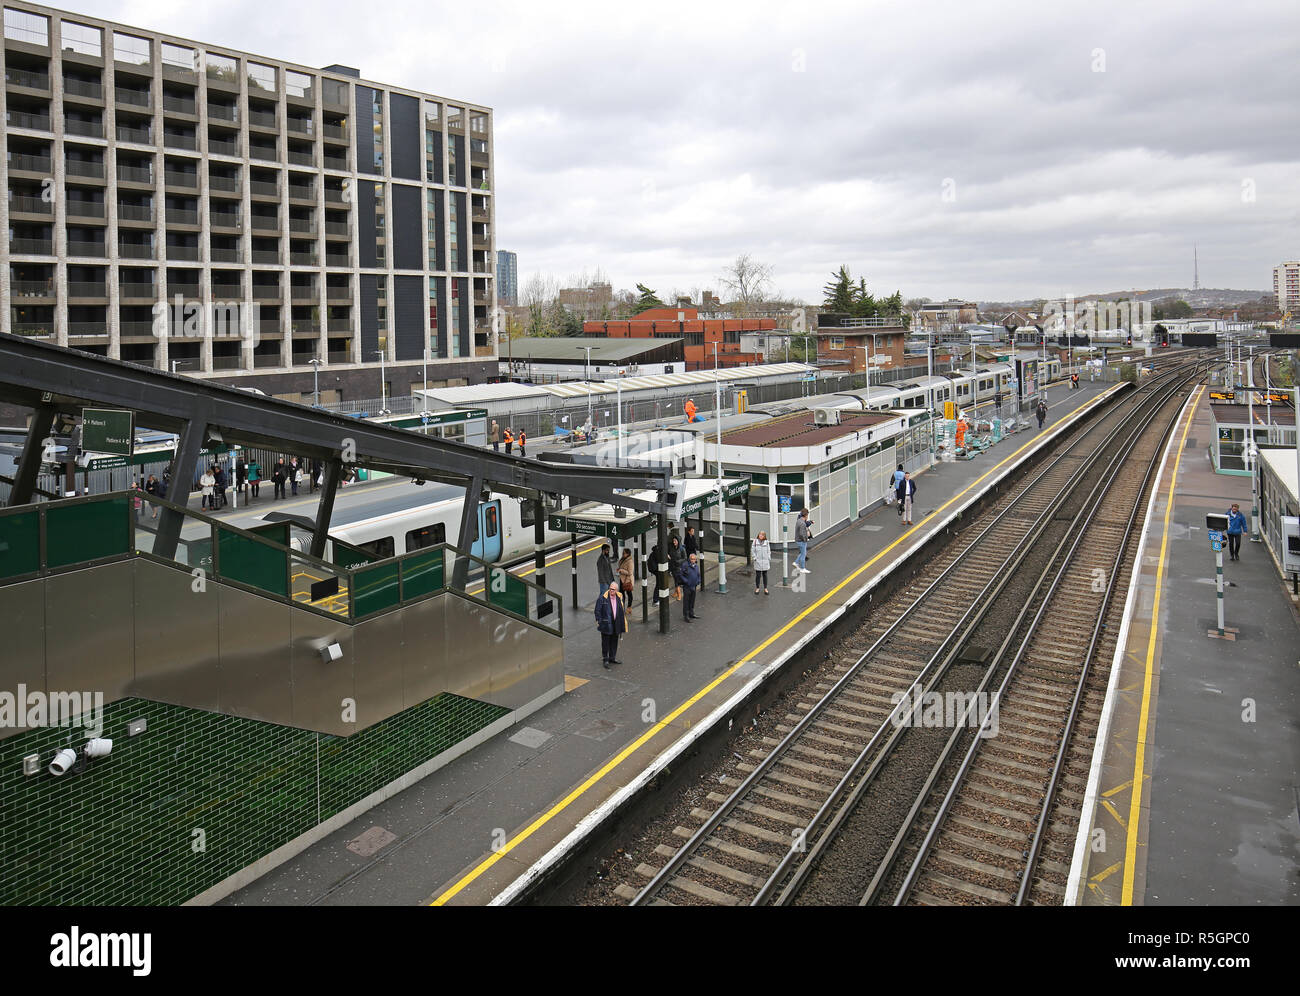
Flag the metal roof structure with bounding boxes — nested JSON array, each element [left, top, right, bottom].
[[502, 336, 683, 363], [721, 411, 896, 448]]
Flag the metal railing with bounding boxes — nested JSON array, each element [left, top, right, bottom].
[[9, 153, 52, 172], [67, 200, 106, 218], [117, 164, 153, 183], [207, 103, 237, 121], [116, 125, 151, 143], [63, 78, 102, 99], [9, 194, 52, 214], [118, 239, 157, 258], [115, 87, 150, 106], [164, 132, 198, 150], [66, 118, 105, 138], [10, 238, 54, 254], [209, 174, 240, 192]]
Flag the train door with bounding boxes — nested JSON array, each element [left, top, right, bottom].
[[474, 500, 503, 562]]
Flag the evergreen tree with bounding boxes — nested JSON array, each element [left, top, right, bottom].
[[632, 283, 665, 314], [822, 266, 856, 312], [852, 277, 877, 318]]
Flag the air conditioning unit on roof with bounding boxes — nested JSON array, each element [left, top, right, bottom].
[[813, 407, 841, 425]]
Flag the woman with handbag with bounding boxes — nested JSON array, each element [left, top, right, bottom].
[[667, 535, 684, 601], [617, 548, 634, 608]]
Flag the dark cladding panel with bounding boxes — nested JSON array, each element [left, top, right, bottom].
[[393, 275, 424, 362], [432, 276, 448, 358], [359, 275, 379, 360], [390, 93, 420, 181], [391, 184, 422, 271], [357, 181, 377, 269], [455, 276, 470, 357], [429, 191, 446, 271], [355, 85, 378, 176]]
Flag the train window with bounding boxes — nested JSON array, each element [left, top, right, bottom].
[[358, 536, 395, 559], [519, 500, 535, 528], [483, 503, 499, 538], [405, 523, 446, 550]]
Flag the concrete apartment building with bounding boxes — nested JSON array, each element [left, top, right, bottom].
[[2, 1, 497, 404], [1274, 261, 1300, 316]]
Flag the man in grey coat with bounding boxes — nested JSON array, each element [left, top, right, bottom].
[[794, 509, 812, 575]]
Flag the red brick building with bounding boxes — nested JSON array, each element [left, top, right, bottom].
[[583, 307, 774, 370], [814, 323, 909, 373]]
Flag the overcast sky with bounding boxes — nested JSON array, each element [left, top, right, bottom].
[[84, 0, 1300, 302]]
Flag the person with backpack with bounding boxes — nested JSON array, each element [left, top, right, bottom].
[[1036, 399, 1048, 429], [246, 458, 261, 500]]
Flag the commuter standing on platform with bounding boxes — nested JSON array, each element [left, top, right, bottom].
[[290, 457, 300, 496], [273, 459, 287, 500], [200, 466, 215, 510], [667, 534, 685, 600], [896, 471, 917, 526], [794, 508, 811, 574], [892, 464, 905, 515], [235, 459, 247, 498], [684, 524, 699, 560], [1225, 502, 1247, 561], [752, 531, 771, 594], [617, 548, 634, 608], [247, 458, 261, 500], [595, 580, 627, 669], [145, 474, 160, 519], [1036, 399, 1048, 429], [489, 419, 501, 453], [596, 543, 615, 594], [679, 552, 702, 621]]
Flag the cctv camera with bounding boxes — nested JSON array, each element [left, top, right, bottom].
[[49, 748, 77, 776], [84, 738, 113, 759]]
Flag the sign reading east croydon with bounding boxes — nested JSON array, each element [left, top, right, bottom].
[[81, 409, 134, 456]]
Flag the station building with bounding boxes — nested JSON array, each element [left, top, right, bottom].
[[1208, 399, 1296, 474], [1257, 448, 1299, 585]]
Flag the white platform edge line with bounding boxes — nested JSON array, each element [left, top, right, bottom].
[[1063, 386, 1198, 905], [487, 385, 1124, 905]]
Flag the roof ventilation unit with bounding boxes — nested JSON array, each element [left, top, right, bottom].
[[813, 407, 841, 425]]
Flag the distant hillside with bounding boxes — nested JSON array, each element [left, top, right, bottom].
[[982, 288, 1270, 311]]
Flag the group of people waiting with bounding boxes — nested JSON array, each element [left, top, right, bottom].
[[487, 420, 527, 458]]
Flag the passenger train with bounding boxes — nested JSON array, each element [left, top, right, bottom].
[[792, 358, 1065, 416]]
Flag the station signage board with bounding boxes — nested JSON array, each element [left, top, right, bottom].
[[81, 409, 134, 456]]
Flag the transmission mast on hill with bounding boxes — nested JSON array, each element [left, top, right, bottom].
[[1193, 245, 1200, 291]]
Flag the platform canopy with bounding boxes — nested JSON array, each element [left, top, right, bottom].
[[548, 475, 751, 542]]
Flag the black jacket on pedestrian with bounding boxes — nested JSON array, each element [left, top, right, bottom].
[[667, 538, 684, 581], [596, 553, 615, 589], [684, 529, 699, 557], [896, 478, 916, 502], [594, 590, 627, 635]]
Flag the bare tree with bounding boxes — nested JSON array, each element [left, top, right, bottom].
[[718, 253, 774, 318]]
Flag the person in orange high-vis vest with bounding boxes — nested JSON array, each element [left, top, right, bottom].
[[504, 428, 514, 455], [684, 399, 697, 423]]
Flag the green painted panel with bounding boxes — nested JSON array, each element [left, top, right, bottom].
[[487, 566, 529, 619], [400, 548, 444, 600], [354, 559, 400, 617], [45, 496, 130, 568], [332, 536, 378, 571], [0, 508, 40, 579], [247, 521, 291, 547], [217, 528, 288, 597]]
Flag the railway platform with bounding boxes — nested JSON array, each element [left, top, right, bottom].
[[1070, 385, 1300, 906], [221, 378, 1123, 906]]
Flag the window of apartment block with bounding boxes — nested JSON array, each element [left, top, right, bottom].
[[450, 278, 460, 357], [470, 111, 487, 134], [373, 182, 386, 264], [286, 70, 313, 99], [4, 8, 48, 45], [247, 61, 276, 92], [448, 193, 459, 271], [206, 52, 237, 82], [161, 42, 195, 73], [61, 21, 102, 57], [371, 90, 384, 170], [112, 31, 149, 64]]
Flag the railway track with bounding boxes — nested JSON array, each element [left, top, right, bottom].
[[623, 361, 1205, 906], [863, 369, 1193, 906]]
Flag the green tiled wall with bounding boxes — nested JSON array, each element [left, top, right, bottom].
[[0, 693, 509, 905]]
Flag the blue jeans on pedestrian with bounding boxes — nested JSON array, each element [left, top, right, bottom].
[[796, 541, 808, 570]]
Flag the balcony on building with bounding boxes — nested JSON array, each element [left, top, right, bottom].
[[8, 180, 52, 220], [115, 111, 152, 145], [289, 239, 317, 267], [5, 56, 51, 95], [250, 170, 280, 200], [116, 152, 154, 186], [326, 276, 351, 303], [67, 303, 109, 337], [287, 208, 316, 237], [286, 140, 314, 168], [119, 303, 158, 341], [250, 238, 280, 266], [322, 147, 348, 172], [287, 173, 315, 203], [247, 135, 277, 163], [117, 193, 153, 226], [62, 70, 103, 106], [210, 235, 241, 264], [322, 114, 348, 145], [209, 204, 241, 232], [326, 335, 352, 364], [7, 95, 51, 132], [252, 273, 282, 302], [114, 78, 150, 110], [66, 264, 108, 302], [289, 275, 318, 303], [66, 226, 107, 258], [250, 205, 280, 234], [166, 267, 201, 298], [211, 339, 243, 371], [163, 123, 197, 151], [163, 157, 199, 191], [209, 163, 242, 198], [161, 86, 197, 119], [323, 212, 350, 241], [210, 269, 243, 299], [66, 190, 107, 222], [324, 180, 347, 204], [117, 234, 155, 260], [252, 339, 282, 369], [10, 263, 55, 300], [8, 138, 52, 177], [165, 235, 200, 263], [118, 268, 157, 301], [10, 304, 55, 338], [208, 125, 239, 158], [64, 145, 106, 183]]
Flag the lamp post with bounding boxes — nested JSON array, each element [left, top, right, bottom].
[[576, 345, 599, 430], [309, 355, 321, 407], [712, 342, 727, 593], [615, 378, 623, 465]]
